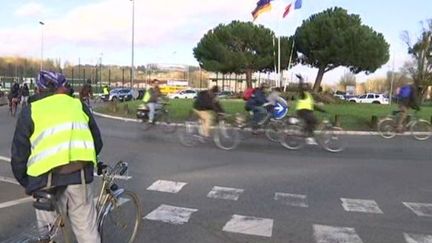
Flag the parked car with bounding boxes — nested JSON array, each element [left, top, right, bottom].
[[333, 94, 345, 100], [109, 88, 134, 102], [348, 93, 389, 105], [217, 91, 235, 99], [167, 89, 198, 99]]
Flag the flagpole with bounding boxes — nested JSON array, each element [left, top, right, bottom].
[[278, 36, 281, 87], [273, 37, 277, 74], [285, 39, 295, 91]]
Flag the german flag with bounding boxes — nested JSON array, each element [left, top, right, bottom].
[[251, 0, 273, 21]]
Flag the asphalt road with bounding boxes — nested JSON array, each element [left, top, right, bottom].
[[0, 105, 431, 243]]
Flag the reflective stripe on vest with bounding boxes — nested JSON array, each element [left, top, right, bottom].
[[296, 92, 314, 111], [31, 122, 90, 149], [28, 94, 96, 177]]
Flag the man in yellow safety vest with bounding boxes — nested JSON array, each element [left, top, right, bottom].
[[11, 70, 103, 242], [295, 74, 326, 145]]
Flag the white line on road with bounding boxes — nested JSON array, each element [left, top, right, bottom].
[[403, 202, 432, 217], [207, 186, 244, 201], [147, 180, 187, 193], [0, 176, 19, 185], [0, 197, 33, 209], [341, 198, 383, 214], [275, 192, 308, 208], [313, 224, 363, 243], [144, 204, 198, 225], [222, 214, 273, 238], [404, 233, 432, 243], [0, 155, 11, 162]]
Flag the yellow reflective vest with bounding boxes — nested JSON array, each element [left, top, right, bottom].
[[296, 92, 314, 111], [103, 87, 109, 95], [27, 94, 96, 177]]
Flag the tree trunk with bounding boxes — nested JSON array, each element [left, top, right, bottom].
[[245, 70, 253, 88], [313, 67, 326, 93]]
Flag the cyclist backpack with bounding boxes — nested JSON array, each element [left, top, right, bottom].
[[398, 85, 412, 99], [243, 88, 255, 101]]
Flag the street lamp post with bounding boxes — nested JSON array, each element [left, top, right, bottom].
[[130, 0, 135, 88], [39, 21, 45, 70]]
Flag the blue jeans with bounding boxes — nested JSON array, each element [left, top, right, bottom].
[[148, 102, 161, 122], [252, 106, 268, 127]]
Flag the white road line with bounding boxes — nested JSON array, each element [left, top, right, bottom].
[[341, 198, 383, 214], [0, 176, 20, 185], [147, 180, 187, 193], [313, 224, 363, 243], [275, 192, 308, 208], [207, 186, 244, 201], [222, 214, 273, 238], [144, 204, 198, 225], [0, 197, 33, 209], [403, 202, 432, 217], [404, 233, 432, 243], [0, 155, 11, 162]]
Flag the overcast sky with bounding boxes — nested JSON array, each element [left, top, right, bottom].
[[0, 0, 431, 84]]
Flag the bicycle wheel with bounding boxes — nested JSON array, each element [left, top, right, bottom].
[[178, 121, 200, 147], [214, 121, 240, 150], [279, 124, 304, 150], [411, 119, 432, 141], [377, 118, 396, 139], [318, 126, 345, 153], [11, 101, 17, 117], [265, 120, 284, 142], [159, 112, 177, 133], [100, 191, 141, 243]]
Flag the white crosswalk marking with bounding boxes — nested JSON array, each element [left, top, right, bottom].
[[144, 204, 198, 225], [404, 233, 432, 243], [207, 186, 244, 201], [313, 224, 363, 243], [147, 180, 187, 193], [341, 198, 383, 214], [222, 214, 273, 238], [275, 192, 308, 208], [403, 202, 432, 217]]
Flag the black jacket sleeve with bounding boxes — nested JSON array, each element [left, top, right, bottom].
[[82, 102, 103, 155], [11, 107, 33, 187]]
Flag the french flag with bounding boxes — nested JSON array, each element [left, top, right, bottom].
[[283, 0, 302, 18]]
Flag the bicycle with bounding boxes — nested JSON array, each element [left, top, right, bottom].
[[136, 102, 176, 133], [279, 115, 345, 153], [9, 97, 19, 117], [234, 103, 287, 143], [377, 110, 431, 141], [178, 112, 240, 150], [32, 161, 141, 243]]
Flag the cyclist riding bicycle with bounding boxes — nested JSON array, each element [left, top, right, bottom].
[[102, 85, 110, 101], [11, 70, 103, 243], [79, 82, 93, 108], [295, 74, 326, 145], [396, 82, 420, 132], [21, 83, 30, 107], [193, 86, 224, 138], [8, 82, 21, 109], [143, 81, 163, 124], [245, 83, 270, 129]]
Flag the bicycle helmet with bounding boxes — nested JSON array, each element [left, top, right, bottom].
[[37, 70, 68, 89]]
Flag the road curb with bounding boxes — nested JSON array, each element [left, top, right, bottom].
[[93, 112, 141, 123], [92, 112, 390, 136]]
